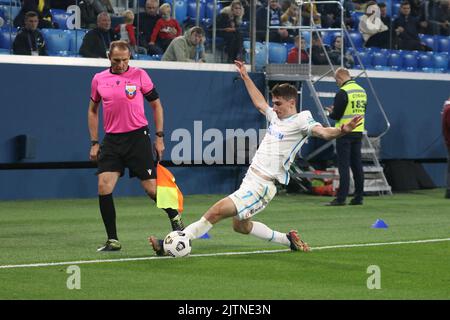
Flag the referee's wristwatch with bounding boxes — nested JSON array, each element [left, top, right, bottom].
[[155, 131, 164, 138], [91, 140, 99, 146]]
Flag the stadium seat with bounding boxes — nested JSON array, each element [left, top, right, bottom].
[[372, 51, 388, 67], [347, 31, 363, 48], [418, 53, 433, 71], [353, 50, 372, 69], [268, 42, 287, 63], [187, 0, 206, 19], [243, 40, 267, 69], [0, 4, 20, 25], [205, 2, 222, 20], [402, 52, 418, 71], [388, 51, 402, 71], [174, 0, 188, 24], [68, 29, 87, 54], [392, 3, 401, 17], [437, 36, 450, 53], [301, 32, 311, 46], [0, 47, 9, 54], [0, 27, 17, 49], [50, 9, 73, 30], [432, 53, 449, 73], [41, 29, 70, 55], [419, 34, 437, 51], [350, 11, 364, 30], [322, 31, 341, 46]]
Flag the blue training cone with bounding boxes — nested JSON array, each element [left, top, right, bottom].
[[199, 232, 211, 239], [372, 219, 388, 229]]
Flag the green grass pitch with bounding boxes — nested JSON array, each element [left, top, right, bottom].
[[0, 189, 449, 300]]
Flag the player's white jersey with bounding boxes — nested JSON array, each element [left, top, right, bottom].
[[250, 108, 320, 185]]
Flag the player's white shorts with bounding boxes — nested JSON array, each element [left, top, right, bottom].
[[229, 169, 277, 221]]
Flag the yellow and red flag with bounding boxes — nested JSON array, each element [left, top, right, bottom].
[[156, 163, 183, 213]]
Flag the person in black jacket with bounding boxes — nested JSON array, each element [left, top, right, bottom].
[[217, 0, 244, 62], [79, 12, 118, 58], [14, 0, 53, 29], [13, 11, 47, 56]]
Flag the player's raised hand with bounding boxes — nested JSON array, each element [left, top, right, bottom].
[[234, 60, 249, 80], [341, 115, 363, 133]]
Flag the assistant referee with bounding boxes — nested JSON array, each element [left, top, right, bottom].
[[88, 40, 184, 252]]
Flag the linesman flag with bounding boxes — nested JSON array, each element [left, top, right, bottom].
[[156, 163, 184, 213]]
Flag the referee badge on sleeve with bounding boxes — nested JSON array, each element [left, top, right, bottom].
[[125, 84, 137, 99]]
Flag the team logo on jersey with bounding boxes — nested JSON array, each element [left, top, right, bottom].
[[125, 84, 137, 99]]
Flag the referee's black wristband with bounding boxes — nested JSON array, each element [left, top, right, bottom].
[[91, 140, 99, 146]]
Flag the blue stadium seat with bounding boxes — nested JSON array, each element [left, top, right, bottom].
[[322, 31, 341, 46], [205, 2, 222, 20], [351, 11, 364, 30], [372, 51, 388, 67], [50, 9, 72, 30], [0, 47, 10, 54], [418, 53, 433, 71], [392, 3, 401, 17], [419, 34, 437, 51], [432, 53, 449, 73], [402, 51, 418, 71], [68, 29, 87, 54], [0, 4, 20, 25], [41, 29, 70, 55], [347, 31, 363, 48], [268, 42, 287, 63], [0, 27, 17, 49], [174, 0, 188, 24], [388, 51, 402, 71], [243, 40, 267, 69], [187, 0, 206, 19], [353, 50, 372, 69], [437, 36, 450, 53], [301, 32, 310, 46]]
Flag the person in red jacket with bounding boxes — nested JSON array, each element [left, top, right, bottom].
[[442, 97, 450, 198], [287, 35, 309, 64], [150, 3, 182, 52]]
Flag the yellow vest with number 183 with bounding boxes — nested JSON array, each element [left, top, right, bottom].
[[335, 80, 367, 132]]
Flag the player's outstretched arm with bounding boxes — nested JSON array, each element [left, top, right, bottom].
[[234, 60, 269, 115], [311, 115, 363, 140]]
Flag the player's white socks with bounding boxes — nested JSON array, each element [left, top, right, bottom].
[[250, 221, 290, 246], [183, 217, 213, 240]]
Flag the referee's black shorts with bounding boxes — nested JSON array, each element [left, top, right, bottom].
[[97, 126, 156, 180]]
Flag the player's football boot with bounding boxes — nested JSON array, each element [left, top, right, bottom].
[[170, 215, 185, 231], [148, 236, 168, 256], [97, 239, 122, 252], [286, 230, 310, 252]]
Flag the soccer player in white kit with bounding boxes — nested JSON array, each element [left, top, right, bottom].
[[149, 61, 362, 255]]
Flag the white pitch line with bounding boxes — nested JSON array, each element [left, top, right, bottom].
[[0, 237, 449, 270]]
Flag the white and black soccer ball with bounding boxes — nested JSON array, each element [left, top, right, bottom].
[[163, 231, 192, 258]]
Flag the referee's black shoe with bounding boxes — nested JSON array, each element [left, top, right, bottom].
[[97, 239, 122, 252]]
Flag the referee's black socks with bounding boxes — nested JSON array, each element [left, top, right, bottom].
[[99, 193, 118, 240]]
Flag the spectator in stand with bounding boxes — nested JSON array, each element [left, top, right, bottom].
[[13, 11, 47, 56], [407, 0, 422, 17], [217, 0, 245, 63], [359, 1, 390, 49], [114, 10, 147, 55], [79, 0, 99, 29], [302, 0, 322, 26], [319, 0, 353, 29], [378, 2, 394, 48], [329, 36, 355, 68], [162, 26, 206, 62], [79, 12, 118, 58], [135, 0, 162, 55], [393, 1, 431, 51], [95, 0, 115, 14], [311, 32, 331, 65], [256, 0, 291, 43], [14, 0, 53, 29], [49, 1, 75, 9], [287, 35, 309, 64], [420, 0, 450, 36], [150, 3, 182, 52], [281, 1, 300, 41]]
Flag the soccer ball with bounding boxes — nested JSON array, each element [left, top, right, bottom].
[[163, 231, 192, 258]]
